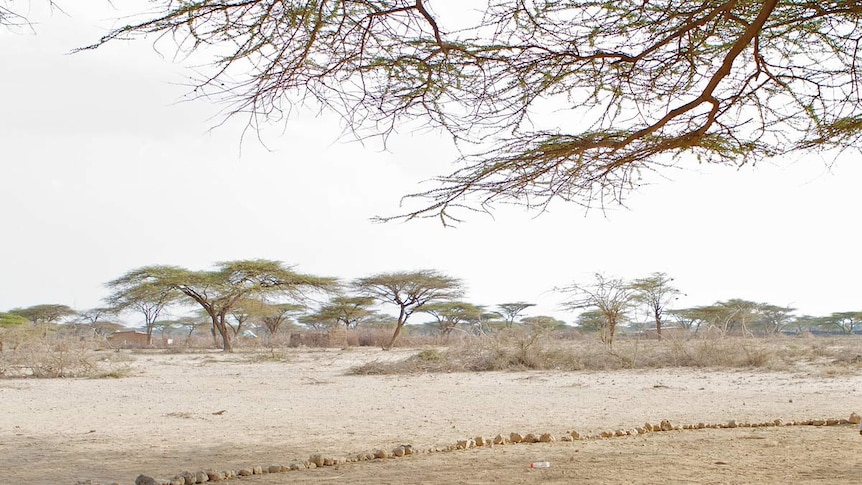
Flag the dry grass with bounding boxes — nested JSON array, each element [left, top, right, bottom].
[[348, 331, 862, 375], [0, 337, 132, 378]]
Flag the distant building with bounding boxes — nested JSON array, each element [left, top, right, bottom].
[[107, 330, 149, 348]]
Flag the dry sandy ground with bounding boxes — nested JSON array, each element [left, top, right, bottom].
[[1, 347, 861, 484]]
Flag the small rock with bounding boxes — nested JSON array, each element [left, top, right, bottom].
[[523, 433, 539, 443], [194, 471, 209, 483], [290, 463, 302, 471], [474, 436, 486, 447], [373, 449, 387, 459], [493, 434, 506, 445], [539, 433, 555, 443], [309, 454, 325, 467], [268, 465, 285, 473], [812, 419, 826, 426], [237, 469, 252, 477], [306, 462, 317, 469], [323, 457, 336, 466], [570, 430, 580, 440], [614, 429, 627, 437], [849, 412, 861, 425], [509, 432, 523, 443], [135, 476, 158, 485], [560, 435, 573, 442], [205, 470, 222, 482], [252, 466, 263, 475], [660, 420, 673, 431], [392, 446, 406, 457], [726, 420, 738, 429]]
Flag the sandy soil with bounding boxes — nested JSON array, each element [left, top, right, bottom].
[[1, 347, 861, 484]]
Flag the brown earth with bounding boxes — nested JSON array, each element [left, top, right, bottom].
[[1, 347, 860, 484]]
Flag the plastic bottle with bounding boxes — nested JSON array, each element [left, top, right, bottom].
[[529, 461, 551, 469]]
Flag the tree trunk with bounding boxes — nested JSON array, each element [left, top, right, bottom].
[[217, 319, 233, 352], [384, 307, 408, 350], [210, 316, 234, 352], [384, 323, 403, 350], [607, 315, 617, 347], [654, 310, 662, 340]]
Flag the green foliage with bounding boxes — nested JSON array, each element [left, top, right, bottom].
[[574, 309, 607, 334], [301, 296, 376, 331], [520, 315, 567, 333], [0, 312, 28, 328], [420, 301, 484, 336]]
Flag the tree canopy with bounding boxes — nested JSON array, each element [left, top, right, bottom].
[[9, 304, 76, 325], [73, 0, 862, 223], [354, 270, 462, 348], [111, 260, 336, 351]]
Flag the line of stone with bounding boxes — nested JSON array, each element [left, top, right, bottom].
[[75, 412, 862, 485]]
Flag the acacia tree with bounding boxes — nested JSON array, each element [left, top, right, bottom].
[[110, 260, 336, 352], [818, 311, 862, 334], [559, 274, 637, 346], [419, 301, 483, 336], [354, 270, 462, 349], [756, 304, 796, 335], [318, 296, 377, 330], [629, 273, 682, 339], [667, 307, 715, 334], [105, 272, 181, 346], [79, 1, 862, 223], [9, 304, 76, 325], [497, 302, 535, 329], [259, 303, 305, 337]]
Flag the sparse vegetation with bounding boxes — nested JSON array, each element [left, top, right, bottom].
[[348, 333, 862, 375], [0, 336, 131, 378]]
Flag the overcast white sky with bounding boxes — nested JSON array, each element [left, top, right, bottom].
[[1, 3, 860, 325]]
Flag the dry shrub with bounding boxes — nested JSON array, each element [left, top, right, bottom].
[[346, 333, 862, 375], [0, 335, 131, 378]]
